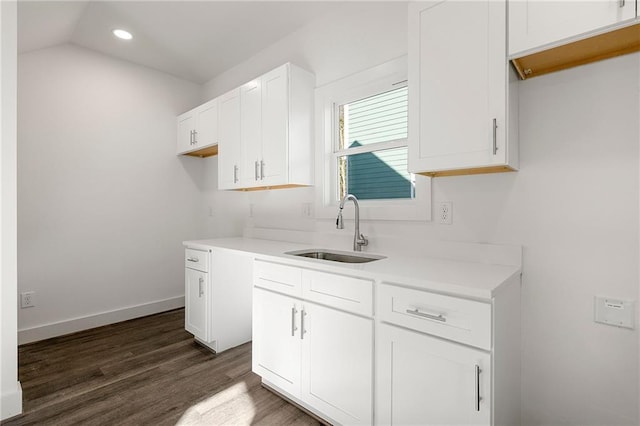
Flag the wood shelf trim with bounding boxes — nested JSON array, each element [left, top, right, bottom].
[[417, 165, 516, 178], [511, 22, 640, 80], [233, 184, 311, 192], [183, 145, 218, 158]]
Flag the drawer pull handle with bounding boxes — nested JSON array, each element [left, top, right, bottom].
[[405, 308, 447, 323], [198, 277, 204, 297], [187, 257, 199, 262]]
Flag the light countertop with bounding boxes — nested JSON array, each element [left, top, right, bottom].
[[184, 237, 521, 301]]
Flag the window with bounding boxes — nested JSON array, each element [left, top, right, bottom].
[[314, 56, 431, 221], [335, 85, 414, 201]]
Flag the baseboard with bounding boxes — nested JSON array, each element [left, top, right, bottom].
[[0, 381, 22, 421], [18, 296, 185, 345]]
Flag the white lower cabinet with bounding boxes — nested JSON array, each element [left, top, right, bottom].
[[253, 261, 374, 425], [376, 323, 490, 425], [301, 302, 373, 425], [253, 260, 520, 425], [185, 267, 208, 340], [184, 247, 252, 353], [376, 280, 521, 426], [252, 287, 301, 397]]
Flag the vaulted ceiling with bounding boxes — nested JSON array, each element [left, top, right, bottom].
[[17, 1, 351, 84]]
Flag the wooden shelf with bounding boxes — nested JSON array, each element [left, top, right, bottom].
[[234, 184, 310, 191], [417, 165, 516, 178], [183, 145, 218, 158], [512, 22, 640, 80]]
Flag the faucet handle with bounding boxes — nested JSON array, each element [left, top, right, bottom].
[[357, 234, 368, 247]]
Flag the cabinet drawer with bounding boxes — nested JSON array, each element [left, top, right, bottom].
[[378, 283, 491, 350], [303, 270, 373, 317], [254, 260, 302, 297], [185, 248, 209, 272]]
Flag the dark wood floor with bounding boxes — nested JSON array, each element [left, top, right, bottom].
[[2, 309, 321, 426]]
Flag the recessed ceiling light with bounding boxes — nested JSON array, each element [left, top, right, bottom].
[[112, 29, 133, 40]]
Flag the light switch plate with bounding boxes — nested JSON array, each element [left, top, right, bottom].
[[594, 296, 635, 329]]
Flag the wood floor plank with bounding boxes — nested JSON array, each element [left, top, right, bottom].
[[1, 308, 322, 426]]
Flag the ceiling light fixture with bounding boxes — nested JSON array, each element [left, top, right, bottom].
[[112, 29, 133, 40]]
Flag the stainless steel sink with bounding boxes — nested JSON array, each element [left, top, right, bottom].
[[285, 249, 385, 264]]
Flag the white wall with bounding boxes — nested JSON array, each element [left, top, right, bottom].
[[202, 2, 408, 100], [17, 44, 204, 342], [201, 1, 408, 234], [1, 0, 22, 420], [202, 4, 639, 424]]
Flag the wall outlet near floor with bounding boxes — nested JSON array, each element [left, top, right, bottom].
[[438, 202, 453, 225], [21, 291, 36, 308], [594, 296, 635, 329]]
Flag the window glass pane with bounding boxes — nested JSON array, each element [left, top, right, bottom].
[[338, 147, 414, 200], [339, 86, 408, 150]]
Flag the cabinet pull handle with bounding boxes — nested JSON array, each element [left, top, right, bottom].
[[233, 165, 239, 183], [475, 365, 482, 412], [193, 130, 198, 144], [405, 308, 447, 322], [254, 160, 259, 181], [300, 309, 306, 340], [492, 118, 498, 155], [620, 0, 625, 7], [291, 306, 298, 336], [198, 277, 204, 297], [189, 130, 194, 145], [187, 257, 199, 262], [260, 160, 265, 180]]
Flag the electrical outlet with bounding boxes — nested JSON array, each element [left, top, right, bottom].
[[439, 202, 453, 225], [301, 203, 312, 217], [21, 291, 35, 308]]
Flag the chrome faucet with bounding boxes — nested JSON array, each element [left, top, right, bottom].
[[336, 194, 368, 252]]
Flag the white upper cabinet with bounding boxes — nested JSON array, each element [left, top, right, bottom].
[[408, 0, 518, 177], [218, 89, 242, 190], [260, 65, 289, 186], [509, 0, 636, 57], [177, 112, 196, 155], [240, 78, 263, 184], [218, 63, 315, 190], [176, 98, 219, 157]]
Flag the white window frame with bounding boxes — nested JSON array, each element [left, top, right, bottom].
[[314, 56, 432, 221]]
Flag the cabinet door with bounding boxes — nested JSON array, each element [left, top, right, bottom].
[[376, 323, 491, 426], [260, 64, 288, 186], [176, 111, 195, 155], [218, 89, 241, 190], [252, 287, 301, 397], [194, 99, 218, 150], [210, 249, 253, 353], [240, 79, 262, 185], [408, 0, 507, 174], [185, 268, 208, 341], [301, 302, 373, 425], [509, 0, 636, 56]]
